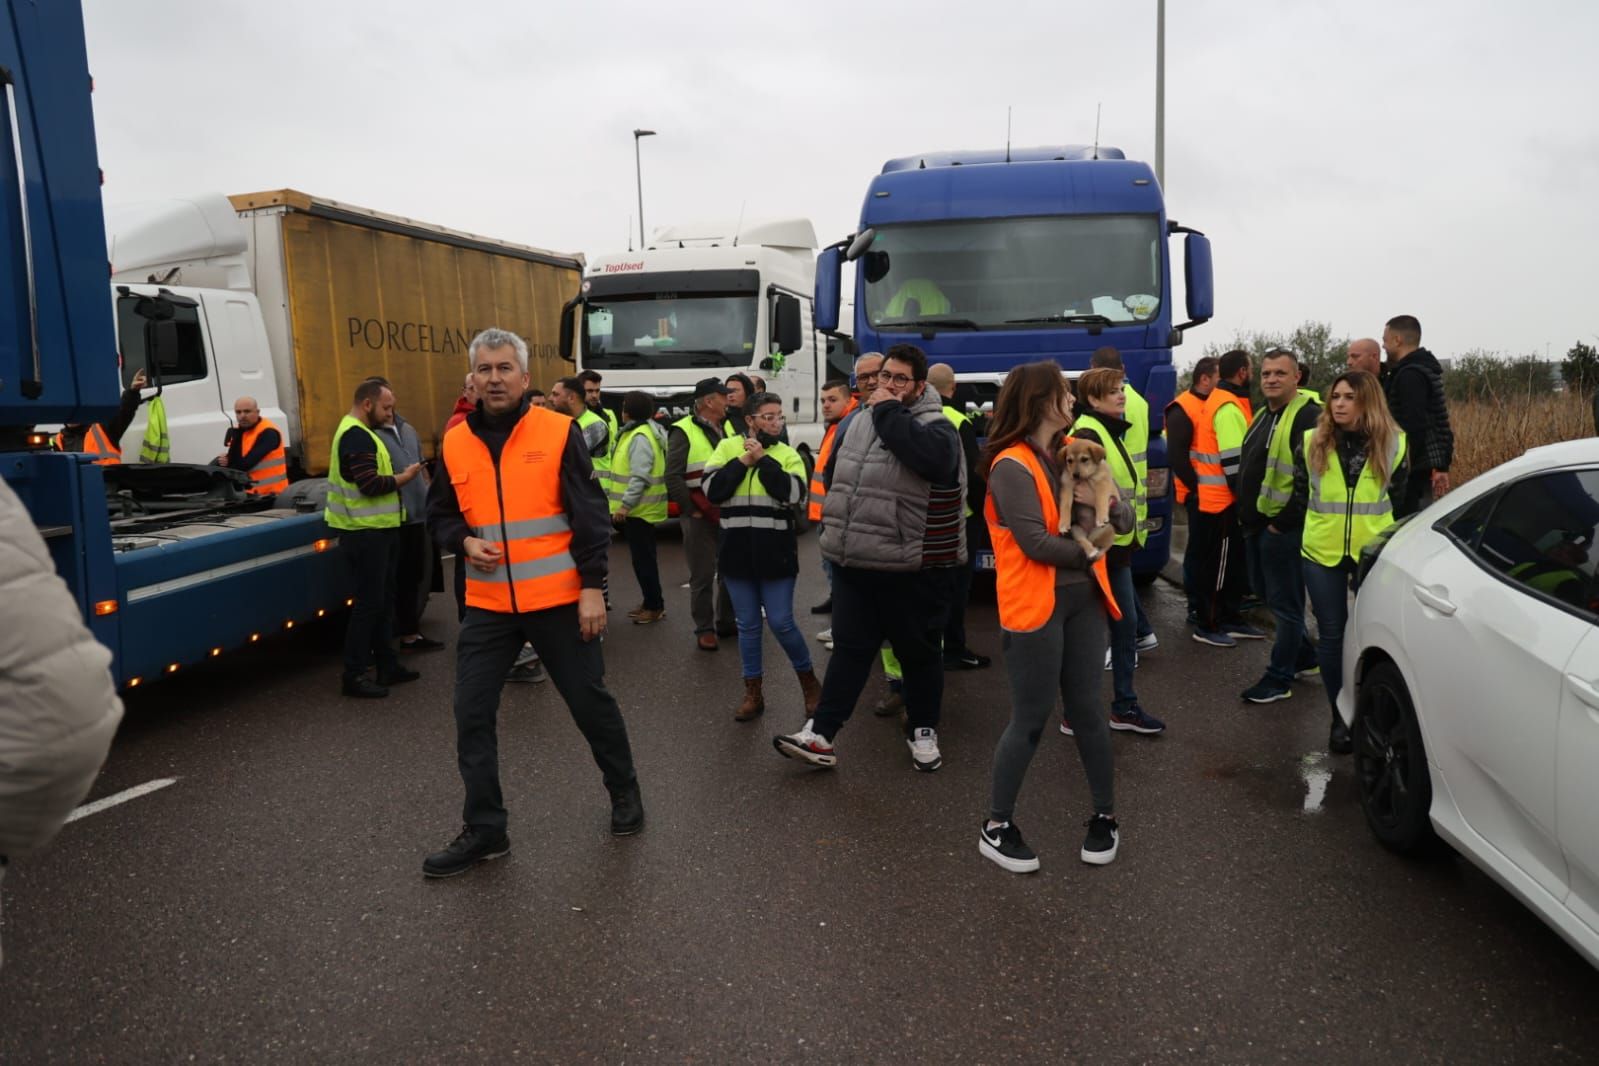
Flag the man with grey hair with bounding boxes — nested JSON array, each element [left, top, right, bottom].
[[1347, 337, 1382, 378], [423, 328, 641, 877]]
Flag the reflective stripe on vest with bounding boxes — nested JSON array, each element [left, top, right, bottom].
[[807, 399, 857, 521], [705, 435, 807, 530], [601, 407, 620, 461], [984, 443, 1121, 633], [670, 415, 720, 493], [1192, 388, 1252, 514], [1256, 394, 1318, 516], [444, 409, 581, 613], [56, 423, 122, 465], [1302, 430, 1407, 567], [324, 416, 403, 529], [606, 422, 668, 522], [942, 405, 974, 518], [1168, 390, 1206, 504], [240, 417, 289, 497], [1071, 413, 1139, 549], [1123, 383, 1150, 544], [139, 395, 170, 463]]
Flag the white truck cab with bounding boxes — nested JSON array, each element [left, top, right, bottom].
[[567, 219, 855, 457]]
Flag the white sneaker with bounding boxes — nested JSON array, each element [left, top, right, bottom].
[[773, 719, 837, 768], [1104, 648, 1139, 671], [907, 727, 942, 772], [1135, 633, 1159, 652], [816, 628, 833, 649]]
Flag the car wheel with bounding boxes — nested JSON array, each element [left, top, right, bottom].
[[1354, 660, 1436, 854]]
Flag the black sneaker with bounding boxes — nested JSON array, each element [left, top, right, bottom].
[[422, 824, 510, 878], [341, 677, 389, 699], [610, 783, 645, 836], [505, 661, 546, 683], [810, 598, 832, 615], [1081, 814, 1120, 865], [943, 648, 992, 670], [979, 821, 1040, 873], [376, 665, 421, 686], [1241, 678, 1293, 704], [400, 635, 446, 653]]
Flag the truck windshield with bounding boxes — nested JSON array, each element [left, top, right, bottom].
[[583, 294, 757, 370], [861, 215, 1162, 331]]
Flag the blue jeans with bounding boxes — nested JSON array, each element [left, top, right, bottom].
[[1302, 559, 1354, 711], [1106, 562, 1140, 713], [724, 575, 813, 680], [1245, 527, 1315, 686]]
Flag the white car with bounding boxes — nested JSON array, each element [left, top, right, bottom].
[[1339, 437, 1599, 967]]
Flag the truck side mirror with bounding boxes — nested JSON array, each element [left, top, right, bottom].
[[559, 294, 581, 362], [774, 293, 802, 355], [813, 247, 841, 333], [1183, 233, 1214, 325]]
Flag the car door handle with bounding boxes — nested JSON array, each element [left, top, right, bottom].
[[1569, 675, 1599, 714], [1412, 586, 1457, 616]]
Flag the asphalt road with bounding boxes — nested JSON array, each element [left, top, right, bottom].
[[2, 531, 1597, 1063]]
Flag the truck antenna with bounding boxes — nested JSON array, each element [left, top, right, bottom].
[[732, 200, 747, 246], [627, 214, 633, 253], [1092, 103, 1102, 160], [1006, 106, 1012, 163]]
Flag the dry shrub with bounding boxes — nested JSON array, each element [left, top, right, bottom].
[[1449, 391, 1594, 487]]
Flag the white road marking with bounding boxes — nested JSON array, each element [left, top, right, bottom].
[[64, 778, 178, 823]]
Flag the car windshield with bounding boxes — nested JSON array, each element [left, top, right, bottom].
[[860, 215, 1162, 331], [583, 294, 756, 370]]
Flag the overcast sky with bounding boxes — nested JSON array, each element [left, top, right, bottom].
[[82, 0, 1599, 365]]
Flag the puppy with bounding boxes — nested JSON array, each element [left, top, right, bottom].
[[1056, 438, 1117, 559]]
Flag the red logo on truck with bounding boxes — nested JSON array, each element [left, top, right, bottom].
[[601, 262, 646, 273]]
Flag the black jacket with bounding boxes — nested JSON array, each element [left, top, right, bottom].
[[1385, 347, 1452, 474]]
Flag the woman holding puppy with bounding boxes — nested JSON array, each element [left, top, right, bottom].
[[978, 362, 1134, 873], [1070, 367, 1167, 737]]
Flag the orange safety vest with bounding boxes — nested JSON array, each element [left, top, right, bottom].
[[442, 407, 582, 614], [1191, 388, 1252, 514], [1168, 390, 1207, 505], [807, 398, 858, 521], [984, 440, 1121, 633], [239, 418, 289, 496], [54, 424, 121, 465]]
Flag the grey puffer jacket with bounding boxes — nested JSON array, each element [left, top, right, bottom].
[[819, 385, 966, 571], [0, 476, 123, 861]]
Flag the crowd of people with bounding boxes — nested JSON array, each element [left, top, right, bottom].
[[40, 316, 1446, 879]]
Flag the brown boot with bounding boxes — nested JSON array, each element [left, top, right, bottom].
[[735, 677, 765, 721], [796, 669, 821, 715]]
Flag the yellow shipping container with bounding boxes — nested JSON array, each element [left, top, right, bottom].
[[230, 190, 581, 474]]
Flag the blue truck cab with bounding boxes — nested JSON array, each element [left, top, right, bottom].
[[814, 145, 1214, 578], [2, 0, 349, 688]]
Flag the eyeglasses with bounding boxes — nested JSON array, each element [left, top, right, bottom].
[[856, 371, 880, 383], [881, 372, 915, 387], [754, 412, 786, 424]]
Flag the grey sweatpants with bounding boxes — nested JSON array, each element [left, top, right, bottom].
[[988, 582, 1115, 823]]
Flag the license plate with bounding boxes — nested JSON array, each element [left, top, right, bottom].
[[975, 550, 995, 571]]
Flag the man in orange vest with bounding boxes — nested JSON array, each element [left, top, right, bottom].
[[1188, 349, 1263, 647], [53, 368, 147, 464], [422, 328, 641, 878], [216, 396, 288, 497], [811, 352, 881, 644], [1165, 356, 1217, 625], [807, 378, 855, 614]]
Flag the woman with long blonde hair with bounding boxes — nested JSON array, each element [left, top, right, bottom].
[[978, 363, 1134, 873], [1295, 370, 1408, 753]]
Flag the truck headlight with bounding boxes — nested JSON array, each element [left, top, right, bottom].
[[1146, 468, 1170, 497]]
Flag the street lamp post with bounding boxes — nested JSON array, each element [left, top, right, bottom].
[[1155, 0, 1165, 189], [633, 129, 656, 249]]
